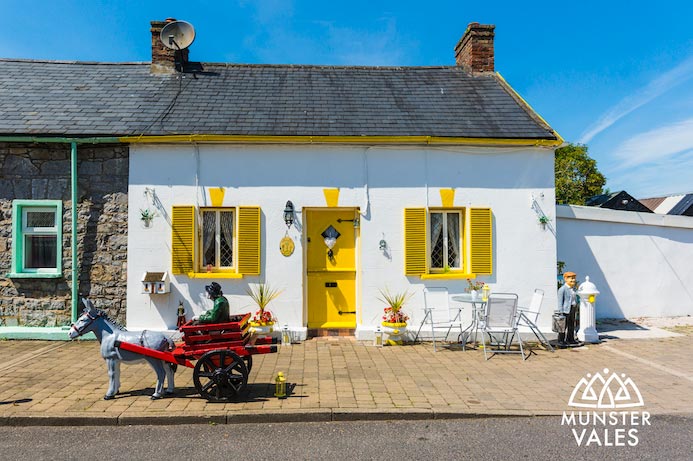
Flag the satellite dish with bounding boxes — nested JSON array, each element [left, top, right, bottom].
[[160, 20, 195, 50]]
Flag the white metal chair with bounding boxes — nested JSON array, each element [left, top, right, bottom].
[[480, 293, 526, 360], [414, 287, 464, 351], [514, 289, 554, 352]]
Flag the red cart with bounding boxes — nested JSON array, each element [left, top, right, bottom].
[[115, 313, 277, 401]]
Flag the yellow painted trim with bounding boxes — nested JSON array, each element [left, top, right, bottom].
[[323, 188, 339, 207], [209, 187, 225, 207], [440, 189, 455, 207], [187, 272, 243, 279], [118, 134, 562, 147], [495, 72, 565, 146], [421, 273, 476, 280]]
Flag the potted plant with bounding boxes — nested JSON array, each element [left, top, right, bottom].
[[246, 283, 281, 335], [378, 288, 412, 345], [538, 214, 550, 229], [466, 278, 484, 300], [140, 208, 156, 228]]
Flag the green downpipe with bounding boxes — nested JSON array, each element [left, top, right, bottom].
[[71, 142, 78, 323]]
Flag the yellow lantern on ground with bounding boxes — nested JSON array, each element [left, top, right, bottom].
[[275, 371, 287, 399]]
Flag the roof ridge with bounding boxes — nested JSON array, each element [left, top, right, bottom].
[[0, 58, 484, 72]]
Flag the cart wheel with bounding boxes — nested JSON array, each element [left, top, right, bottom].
[[193, 350, 248, 402], [243, 355, 253, 373]]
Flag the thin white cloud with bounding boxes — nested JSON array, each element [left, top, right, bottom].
[[612, 118, 693, 168], [579, 56, 693, 143]]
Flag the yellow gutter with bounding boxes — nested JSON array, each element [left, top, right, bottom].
[[118, 134, 562, 147], [495, 72, 565, 146]]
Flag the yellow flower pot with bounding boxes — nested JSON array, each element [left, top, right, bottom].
[[381, 321, 407, 346]]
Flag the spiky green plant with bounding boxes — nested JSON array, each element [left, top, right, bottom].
[[246, 283, 282, 314]]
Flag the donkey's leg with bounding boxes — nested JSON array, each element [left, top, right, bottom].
[[104, 358, 121, 400], [164, 362, 175, 395], [147, 359, 166, 400]]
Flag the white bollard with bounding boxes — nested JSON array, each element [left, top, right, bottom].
[[577, 276, 600, 343]]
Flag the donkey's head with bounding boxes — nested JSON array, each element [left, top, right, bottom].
[[68, 299, 102, 340]]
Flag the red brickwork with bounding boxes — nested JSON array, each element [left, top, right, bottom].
[[150, 19, 188, 74], [454, 23, 495, 73]]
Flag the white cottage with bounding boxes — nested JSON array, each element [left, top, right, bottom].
[[125, 21, 562, 339], [0, 20, 562, 339]]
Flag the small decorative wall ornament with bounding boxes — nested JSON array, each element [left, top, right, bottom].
[[140, 208, 157, 228], [280, 234, 295, 257]]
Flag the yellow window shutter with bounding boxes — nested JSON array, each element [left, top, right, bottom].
[[404, 208, 427, 275], [171, 206, 195, 275], [237, 206, 261, 275], [469, 207, 493, 274]]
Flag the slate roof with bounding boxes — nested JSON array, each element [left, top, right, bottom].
[[0, 59, 557, 139], [586, 191, 652, 212]]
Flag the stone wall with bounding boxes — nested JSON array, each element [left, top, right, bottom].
[[0, 142, 128, 326]]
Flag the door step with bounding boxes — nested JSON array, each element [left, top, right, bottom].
[[307, 328, 355, 338]]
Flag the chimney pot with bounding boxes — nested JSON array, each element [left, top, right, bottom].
[[454, 23, 495, 73]]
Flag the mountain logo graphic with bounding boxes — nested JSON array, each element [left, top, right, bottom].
[[568, 368, 644, 409]]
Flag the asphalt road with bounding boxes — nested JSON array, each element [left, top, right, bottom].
[[0, 416, 690, 460]]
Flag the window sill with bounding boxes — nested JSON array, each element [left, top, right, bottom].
[[186, 272, 243, 279], [7, 272, 63, 279], [420, 273, 476, 280]]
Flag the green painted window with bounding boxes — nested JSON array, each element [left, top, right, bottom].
[[9, 200, 63, 278]]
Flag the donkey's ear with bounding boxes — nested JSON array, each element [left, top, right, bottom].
[[82, 298, 94, 310]]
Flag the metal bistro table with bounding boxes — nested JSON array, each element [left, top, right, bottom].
[[450, 293, 487, 348]]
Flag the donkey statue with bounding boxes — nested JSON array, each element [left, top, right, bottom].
[[68, 299, 175, 400]]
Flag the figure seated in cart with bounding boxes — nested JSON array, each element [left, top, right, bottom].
[[192, 282, 230, 324]]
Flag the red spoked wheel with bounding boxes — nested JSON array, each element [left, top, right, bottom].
[[193, 350, 248, 401]]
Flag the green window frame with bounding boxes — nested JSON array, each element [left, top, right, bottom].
[[8, 200, 63, 278]]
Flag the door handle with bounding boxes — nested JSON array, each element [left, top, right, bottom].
[[325, 282, 337, 288]]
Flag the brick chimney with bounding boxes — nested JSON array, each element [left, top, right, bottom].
[[150, 18, 189, 74], [454, 23, 495, 73]]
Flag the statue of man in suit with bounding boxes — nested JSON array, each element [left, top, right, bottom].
[[557, 271, 579, 345]]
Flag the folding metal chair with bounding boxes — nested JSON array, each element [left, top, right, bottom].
[[480, 293, 527, 360], [414, 287, 464, 351], [514, 289, 554, 352]]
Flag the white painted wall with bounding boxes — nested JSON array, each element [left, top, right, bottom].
[[127, 144, 558, 337], [556, 205, 693, 319]]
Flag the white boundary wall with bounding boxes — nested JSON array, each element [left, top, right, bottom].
[[556, 205, 693, 319], [126, 144, 558, 337]]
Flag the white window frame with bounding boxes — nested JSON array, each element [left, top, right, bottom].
[[429, 209, 464, 272], [199, 207, 235, 272]]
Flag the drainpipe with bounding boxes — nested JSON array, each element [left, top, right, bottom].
[[0, 136, 119, 325], [71, 142, 78, 323]]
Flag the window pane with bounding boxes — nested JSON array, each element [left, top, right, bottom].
[[202, 211, 216, 267], [26, 211, 55, 228], [447, 213, 460, 268], [430, 213, 444, 268], [219, 211, 233, 267], [25, 235, 57, 268]]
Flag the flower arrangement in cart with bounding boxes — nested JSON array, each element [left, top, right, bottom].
[[246, 283, 282, 332]]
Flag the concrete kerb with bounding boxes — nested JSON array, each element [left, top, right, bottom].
[[0, 409, 553, 426]]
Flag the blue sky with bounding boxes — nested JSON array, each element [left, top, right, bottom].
[[2, 0, 691, 198]]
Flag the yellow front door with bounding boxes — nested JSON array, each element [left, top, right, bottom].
[[306, 209, 357, 328]]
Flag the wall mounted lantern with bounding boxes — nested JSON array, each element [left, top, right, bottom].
[[283, 201, 295, 229]]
